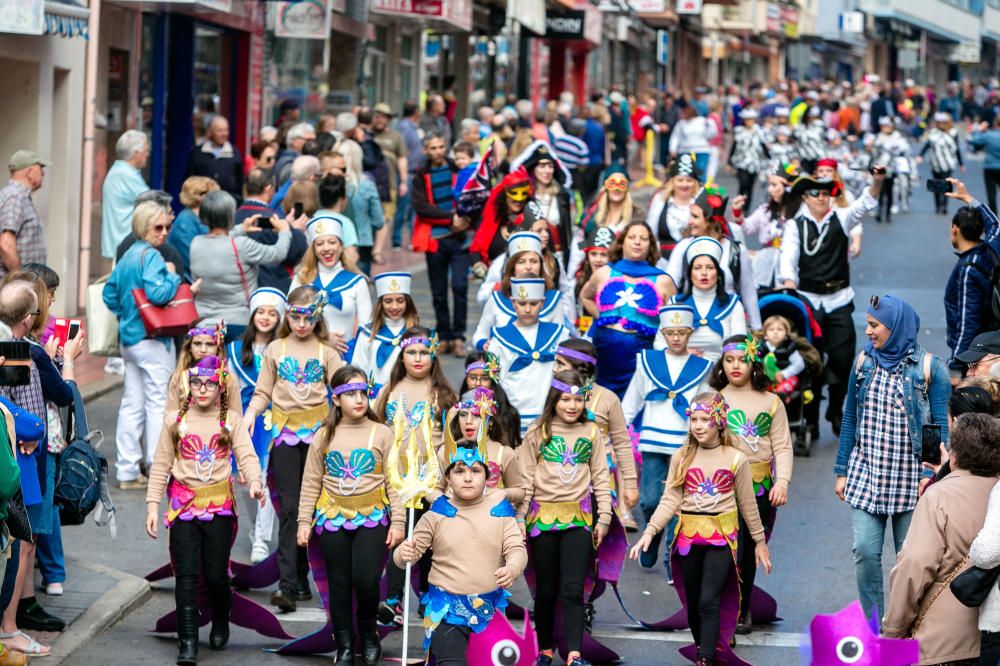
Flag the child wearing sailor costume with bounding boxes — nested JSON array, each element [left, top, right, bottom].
[[623, 303, 714, 572], [667, 237, 747, 363], [488, 278, 571, 435], [290, 213, 372, 353], [350, 272, 418, 399], [472, 232, 569, 349]]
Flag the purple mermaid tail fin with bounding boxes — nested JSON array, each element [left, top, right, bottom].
[[749, 586, 781, 625], [552, 606, 622, 664], [230, 590, 293, 639], [145, 562, 173, 583], [230, 551, 280, 590], [640, 606, 688, 631]]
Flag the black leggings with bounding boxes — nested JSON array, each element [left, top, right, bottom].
[[318, 525, 388, 629], [679, 544, 733, 659], [737, 493, 772, 617], [878, 177, 895, 221], [736, 169, 757, 209], [805, 302, 856, 427], [430, 622, 472, 665], [169, 516, 234, 610], [271, 443, 310, 594], [385, 506, 431, 601], [981, 630, 1000, 666], [531, 527, 593, 653]]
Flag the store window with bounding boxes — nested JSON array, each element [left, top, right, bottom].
[[263, 4, 329, 127], [193, 25, 224, 141]]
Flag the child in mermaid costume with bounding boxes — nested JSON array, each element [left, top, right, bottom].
[[393, 438, 527, 666], [629, 392, 772, 666], [245, 286, 343, 612], [145, 356, 266, 666], [295, 365, 405, 665]]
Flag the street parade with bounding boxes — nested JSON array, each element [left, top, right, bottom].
[[3, 1, 1000, 665]]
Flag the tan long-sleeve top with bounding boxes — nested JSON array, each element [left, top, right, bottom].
[[429, 438, 528, 505], [146, 409, 262, 510], [588, 384, 638, 490], [392, 488, 527, 595], [166, 371, 243, 414], [721, 387, 793, 490], [644, 443, 765, 544], [380, 376, 447, 451], [297, 419, 403, 532], [247, 335, 342, 416], [884, 471, 997, 664], [516, 420, 613, 527]]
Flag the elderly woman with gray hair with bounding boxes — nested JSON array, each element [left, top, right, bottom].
[[189, 191, 292, 342]]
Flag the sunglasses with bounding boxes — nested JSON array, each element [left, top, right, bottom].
[[805, 190, 831, 198], [154, 223, 173, 233], [605, 178, 629, 192], [869, 295, 880, 310]]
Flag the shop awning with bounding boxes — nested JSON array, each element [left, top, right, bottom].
[[44, 1, 89, 39], [370, 0, 472, 32], [866, 8, 971, 43]]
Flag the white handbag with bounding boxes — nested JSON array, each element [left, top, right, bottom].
[[86, 275, 119, 357]]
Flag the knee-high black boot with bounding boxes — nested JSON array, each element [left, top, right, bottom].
[[208, 588, 231, 650], [334, 629, 355, 665], [359, 618, 382, 664], [176, 605, 199, 665]]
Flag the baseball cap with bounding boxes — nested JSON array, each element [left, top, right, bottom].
[[373, 102, 395, 117], [956, 331, 1000, 363], [8, 150, 51, 172]]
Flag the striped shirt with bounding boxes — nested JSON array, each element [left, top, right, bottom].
[[794, 122, 826, 160], [730, 126, 768, 173], [921, 127, 962, 173], [428, 165, 454, 212], [553, 134, 590, 170], [844, 366, 921, 515]]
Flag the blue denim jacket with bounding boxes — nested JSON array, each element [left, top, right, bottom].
[[103, 239, 181, 348], [834, 345, 951, 478]]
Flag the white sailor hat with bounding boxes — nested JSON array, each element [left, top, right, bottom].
[[878, 116, 894, 127], [374, 272, 412, 298], [933, 112, 951, 123], [506, 232, 543, 258], [307, 213, 346, 244], [806, 90, 820, 101], [249, 287, 288, 318], [510, 278, 546, 302], [739, 108, 759, 120], [685, 236, 724, 265], [659, 304, 695, 330], [777, 126, 793, 137], [775, 106, 791, 118], [808, 106, 822, 118]]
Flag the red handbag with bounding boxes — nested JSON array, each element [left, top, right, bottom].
[[131, 283, 199, 338]]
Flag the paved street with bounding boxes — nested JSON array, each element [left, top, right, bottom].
[[58, 160, 985, 665]]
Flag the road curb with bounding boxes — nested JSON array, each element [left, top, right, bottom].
[[79, 375, 124, 404], [48, 559, 151, 665]]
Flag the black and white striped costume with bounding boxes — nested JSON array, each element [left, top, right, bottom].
[[920, 127, 963, 173], [729, 126, 769, 174], [794, 122, 826, 162]]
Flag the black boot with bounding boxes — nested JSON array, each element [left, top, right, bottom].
[[176, 605, 199, 665], [209, 590, 231, 650], [359, 619, 382, 664], [334, 629, 355, 665]]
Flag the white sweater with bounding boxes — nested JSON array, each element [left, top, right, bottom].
[[969, 479, 1000, 631]]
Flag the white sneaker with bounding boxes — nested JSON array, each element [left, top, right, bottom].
[[251, 542, 270, 565], [890, 204, 899, 215], [104, 357, 125, 376], [46, 583, 64, 596]]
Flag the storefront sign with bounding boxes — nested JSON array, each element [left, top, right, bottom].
[[780, 5, 798, 38], [629, 0, 665, 11], [656, 29, 669, 65], [372, 0, 472, 31], [274, 0, 330, 39], [0, 0, 44, 35], [508, 0, 545, 35], [197, 0, 232, 13], [676, 0, 702, 15], [766, 4, 781, 33], [545, 10, 585, 39], [839, 11, 863, 34], [948, 40, 981, 63]]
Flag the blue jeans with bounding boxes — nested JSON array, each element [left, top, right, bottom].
[[36, 510, 65, 585], [851, 507, 913, 620], [393, 177, 413, 248], [639, 451, 677, 567]]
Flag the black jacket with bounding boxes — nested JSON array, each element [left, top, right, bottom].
[[188, 142, 244, 203]]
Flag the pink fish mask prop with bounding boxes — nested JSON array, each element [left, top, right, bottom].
[[804, 601, 920, 666], [466, 613, 538, 665]]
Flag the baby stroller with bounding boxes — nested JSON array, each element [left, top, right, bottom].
[[758, 290, 824, 456]]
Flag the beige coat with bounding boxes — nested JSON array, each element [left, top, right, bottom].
[[884, 470, 999, 665]]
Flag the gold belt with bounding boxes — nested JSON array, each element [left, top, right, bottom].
[[271, 402, 329, 433], [314, 486, 389, 523], [750, 460, 773, 484]]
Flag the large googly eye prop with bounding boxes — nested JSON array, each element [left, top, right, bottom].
[[491, 639, 520, 666], [836, 636, 864, 663]]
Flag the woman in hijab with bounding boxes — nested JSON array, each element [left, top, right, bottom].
[[833, 294, 951, 622]]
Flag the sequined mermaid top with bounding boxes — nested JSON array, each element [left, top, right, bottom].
[[643, 443, 765, 543], [721, 388, 793, 491], [247, 336, 343, 416], [594, 268, 662, 337]]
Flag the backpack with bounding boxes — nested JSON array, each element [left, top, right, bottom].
[[963, 246, 1000, 333], [53, 384, 116, 537]]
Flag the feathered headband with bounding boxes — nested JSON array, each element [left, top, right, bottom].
[[686, 393, 729, 429]]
